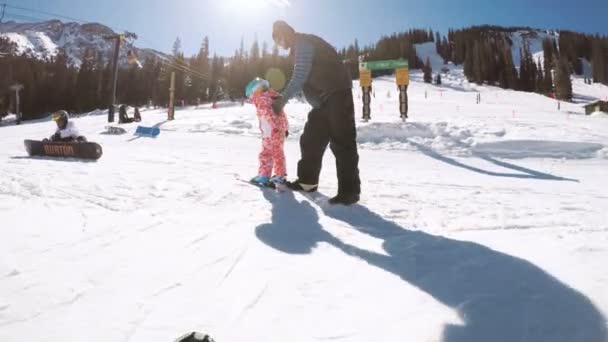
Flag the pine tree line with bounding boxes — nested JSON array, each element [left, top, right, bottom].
[[2, 25, 607, 120], [338, 24, 606, 101], [338, 28, 434, 79], [443, 26, 607, 99], [0, 35, 293, 120]]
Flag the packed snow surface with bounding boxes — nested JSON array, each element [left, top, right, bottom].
[[1, 68, 608, 342]]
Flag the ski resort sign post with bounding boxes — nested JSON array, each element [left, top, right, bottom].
[[359, 59, 409, 121]]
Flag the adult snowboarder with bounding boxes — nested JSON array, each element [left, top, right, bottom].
[[271, 21, 361, 205], [119, 105, 136, 124], [44, 110, 87, 142]]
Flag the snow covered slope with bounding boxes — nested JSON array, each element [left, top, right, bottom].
[[507, 29, 557, 67], [1, 69, 608, 342], [0, 20, 165, 66], [416, 28, 560, 73]]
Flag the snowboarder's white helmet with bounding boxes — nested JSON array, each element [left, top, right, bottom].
[[52, 110, 69, 129]]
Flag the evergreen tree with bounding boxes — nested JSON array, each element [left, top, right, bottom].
[[463, 42, 474, 80], [75, 49, 97, 111], [518, 48, 528, 91], [473, 41, 484, 85], [535, 59, 545, 94], [555, 56, 573, 101], [435, 32, 442, 55], [543, 39, 555, 93], [172, 37, 182, 56], [592, 38, 606, 84], [423, 57, 433, 83], [505, 47, 518, 89]]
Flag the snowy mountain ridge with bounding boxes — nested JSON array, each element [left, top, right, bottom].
[[0, 20, 166, 66]]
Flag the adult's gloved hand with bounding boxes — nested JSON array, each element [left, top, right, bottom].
[[272, 97, 286, 115]]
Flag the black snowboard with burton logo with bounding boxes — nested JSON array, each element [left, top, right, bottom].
[[24, 139, 103, 160]]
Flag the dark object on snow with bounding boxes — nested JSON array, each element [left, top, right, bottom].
[[24, 139, 102, 160], [119, 105, 135, 124], [584, 101, 608, 115], [108, 105, 115, 122], [103, 126, 127, 135], [174, 332, 215, 342], [134, 107, 142, 122]]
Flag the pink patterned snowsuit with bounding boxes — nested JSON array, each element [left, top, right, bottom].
[[251, 89, 289, 178]]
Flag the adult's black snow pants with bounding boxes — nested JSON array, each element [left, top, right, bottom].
[[297, 89, 361, 196]]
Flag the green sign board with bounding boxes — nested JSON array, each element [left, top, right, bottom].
[[360, 59, 408, 71]]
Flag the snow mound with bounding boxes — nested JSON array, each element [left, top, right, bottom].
[[83, 109, 108, 117], [0, 114, 18, 126], [590, 112, 608, 118], [597, 147, 608, 159], [472, 140, 605, 159], [357, 122, 475, 154]]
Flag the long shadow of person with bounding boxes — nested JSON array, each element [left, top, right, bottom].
[[256, 190, 607, 342], [408, 140, 578, 182], [255, 189, 343, 255]]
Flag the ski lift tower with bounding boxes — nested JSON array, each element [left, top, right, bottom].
[[10, 84, 24, 125]]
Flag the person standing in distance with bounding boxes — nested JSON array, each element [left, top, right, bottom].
[[271, 21, 361, 205]]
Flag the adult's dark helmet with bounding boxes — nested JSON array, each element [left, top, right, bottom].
[[272, 21, 296, 49]]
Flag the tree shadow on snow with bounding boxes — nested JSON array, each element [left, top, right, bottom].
[[255, 190, 606, 342], [408, 140, 578, 182]]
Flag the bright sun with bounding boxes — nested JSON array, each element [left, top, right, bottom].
[[224, 0, 271, 11]]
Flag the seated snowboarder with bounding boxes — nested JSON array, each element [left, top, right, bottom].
[[44, 110, 87, 142], [119, 105, 135, 124]]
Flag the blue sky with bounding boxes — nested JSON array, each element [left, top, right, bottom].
[[5, 0, 608, 57]]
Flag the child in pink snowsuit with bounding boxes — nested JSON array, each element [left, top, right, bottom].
[[247, 78, 289, 185]]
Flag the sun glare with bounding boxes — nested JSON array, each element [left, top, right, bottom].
[[224, 0, 271, 11]]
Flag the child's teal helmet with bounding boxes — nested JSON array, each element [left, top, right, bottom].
[[245, 78, 270, 98]]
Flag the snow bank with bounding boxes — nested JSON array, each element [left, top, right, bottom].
[[590, 111, 608, 118], [358, 122, 474, 154], [596, 147, 608, 159], [0, 114, 18, 126]]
